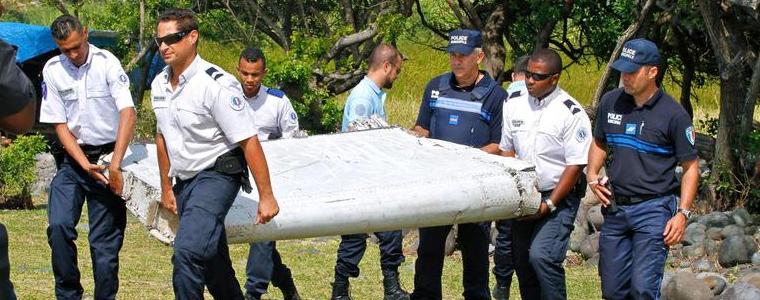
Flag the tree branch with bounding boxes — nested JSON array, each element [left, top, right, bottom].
[[592, 0, 656, 107], [321, 24, 378, 63], [415, 0, 448, 39]]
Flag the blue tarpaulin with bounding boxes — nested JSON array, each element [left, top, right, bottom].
[[0, 22, 57, 63]]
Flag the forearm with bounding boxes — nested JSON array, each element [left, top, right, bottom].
[[679, 160, 699, 209], [411, 125, 430, 138], [549, 165, 584, 205], [240, 136, 275, 200], [109, 108, 136, 168], [54, 123, 90, 169], [480, 143, 500, 155], [586, 139, 607, 182], [155, 133, 173, 192]]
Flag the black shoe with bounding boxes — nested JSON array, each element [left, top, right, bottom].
[[279, 277, 302, 300], [382, 269, 410, 300], [244, 290, 262, 300], [331, 275, 351, 300], [492, 281, 510, 300]]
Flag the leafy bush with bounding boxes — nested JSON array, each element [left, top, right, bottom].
[[0, 135, 48, 199]]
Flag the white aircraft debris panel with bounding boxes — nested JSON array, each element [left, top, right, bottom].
[[110, 127, 541, 245]]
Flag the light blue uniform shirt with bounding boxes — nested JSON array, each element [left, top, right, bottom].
[[341, 76, 386, 132]]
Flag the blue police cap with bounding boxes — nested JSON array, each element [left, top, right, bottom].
[[611, 38, 661, 73], [447, 29, 482, 55]]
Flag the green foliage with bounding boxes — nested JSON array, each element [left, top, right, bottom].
[[0, 135, 48, 198], [134, 96, 158, 142], [698, 116, 719, 137]]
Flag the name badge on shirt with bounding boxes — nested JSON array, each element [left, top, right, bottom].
[[625, 123, 637, 135], [449, 114, 459, 125], [59, 88, 77, 101]]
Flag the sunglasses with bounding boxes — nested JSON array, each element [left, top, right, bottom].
[[525, 71, 558, 81], [154, 30, 191, 46]]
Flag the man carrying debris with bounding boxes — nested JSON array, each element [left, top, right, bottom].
[[333, 43, 409, 300], [39, 14, 136, 299], [587, 38, 698, 300], [411, 29, 505, 300], [500, 48, 591, 300], [236, 46, 301, 300], [151, 8, 279, 299]]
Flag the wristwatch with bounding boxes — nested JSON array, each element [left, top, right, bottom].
[[544, 198, 557, 213], [677, 207, 692, 219]]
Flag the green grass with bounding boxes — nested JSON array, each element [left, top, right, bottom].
[[2, 198, 602, 299]]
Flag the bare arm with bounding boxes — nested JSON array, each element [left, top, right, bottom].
[[239, 136, 279, 224], [500, 150, 516, 157], [155, 132, 176, 213], [663, 159, 699, 246], [480, 143, 501, 155], [0, 99, 35, 135], [106, 108, 136, 196], [410, 125, 430, 138], [54, 123, 108, 184], [587, 138, 611, 205]]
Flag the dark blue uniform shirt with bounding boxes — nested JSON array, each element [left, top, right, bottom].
[[415, 71, 505, 147], [593, 88, 698, 197]]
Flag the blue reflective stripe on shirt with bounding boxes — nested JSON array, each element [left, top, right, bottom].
[[429, 97, 483, 114], [606, 133, 674, 155]]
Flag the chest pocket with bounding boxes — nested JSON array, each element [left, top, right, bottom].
[[175, 101, 214, 132]]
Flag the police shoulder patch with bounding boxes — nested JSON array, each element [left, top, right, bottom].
[[230, 96, 245, 111], [508, 90, 522, 100], [118, 73, 129, 85], [41, 81, 47, 100], [266, 88, 285, 98], [576, 127, 588, 142], [685, 126, 696, 146], [205, 67, 224, 80]]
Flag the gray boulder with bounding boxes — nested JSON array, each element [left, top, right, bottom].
[[683, 244, 706, 258], [684, 223, 707, 246], [745, 225, 758, 235], [587, 204, 604, 230], [737, 271, 760, 290], [732, 208, 752, 227], [753, 252, 760, 266], [721, 225, 743, 239], [705, 239, 720, 257], [692, 257, 714, 272], [661, 271, 712, 300], [32, 152, 57, 197], [580, 232, 600, 259], [585, 253, 600, 267], [569, 223, 588, 253], [696, 272, 728, 296], [700, 212, 731, 228], [717, 283, 760, 300], [719, 235, 756, 267], [706, 227, 723, 240]]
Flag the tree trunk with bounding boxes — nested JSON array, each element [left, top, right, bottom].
[[482, 4, 508, 83], [592, 0, 656, 107]]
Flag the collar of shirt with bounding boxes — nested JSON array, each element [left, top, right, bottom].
[[244, 84, 269, 102], [529, 85, 562, 108], [448, 70, 492, 92], [162, 54, 202, 88], [506, 80, 526, 94], [62, 43, 95, 71], [362, 76, 384, 97], [624, 88, 664, 110]]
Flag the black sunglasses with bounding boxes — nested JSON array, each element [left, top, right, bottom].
[[154, 30, 191, 46], [525, 71, 558, 81]]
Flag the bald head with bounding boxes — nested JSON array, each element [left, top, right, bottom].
[[368, 43, 401, 71]]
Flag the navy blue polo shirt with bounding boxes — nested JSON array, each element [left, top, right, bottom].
[[415, 71, 505, 147], [593, 88, 698, 197]]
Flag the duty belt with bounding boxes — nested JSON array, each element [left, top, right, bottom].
[[79, 142, 115, 164], [208, 147, 253, 193], [614, 190, 676, 205]]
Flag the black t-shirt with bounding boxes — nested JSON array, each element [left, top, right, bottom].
[[0, 39, 35, 118], [593, 88, 698, 196]]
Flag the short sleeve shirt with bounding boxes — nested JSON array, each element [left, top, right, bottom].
[[341, 76, 386, 132], [244, 85, 299, 140], [39, 44, 134, 145], [500, 86, 592, 191], [151, 55, 258, 180], [593, 88, 698, 196]]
